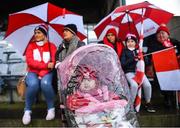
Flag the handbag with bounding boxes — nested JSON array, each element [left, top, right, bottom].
[[17, 74, 27, 98]]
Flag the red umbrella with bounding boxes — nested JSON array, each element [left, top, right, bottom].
[[4, 2, 86, 55], [94, 1, 173, 41]]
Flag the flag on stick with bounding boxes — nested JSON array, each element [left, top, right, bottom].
[[152, 48, 180, 90], [133, 9, 145, 112]]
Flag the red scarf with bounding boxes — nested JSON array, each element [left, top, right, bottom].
[[162, 39, 173, 48], [159, 36, 173, 48], [103, 37, 123, 58]]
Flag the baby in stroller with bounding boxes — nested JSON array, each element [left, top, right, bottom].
[[57, 44, 138, 127]]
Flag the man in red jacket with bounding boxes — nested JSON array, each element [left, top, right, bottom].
[[22, 24, 57, 125]]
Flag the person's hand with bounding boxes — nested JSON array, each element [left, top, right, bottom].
[[48, 62, 54, 69], [134, 56, 140, 61], [134, 55, 142, 61], [135, 53, 143, 61], [55, 61, 61, 69]]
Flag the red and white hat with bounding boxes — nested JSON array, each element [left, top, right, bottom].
[[125, 33, 138, 43]]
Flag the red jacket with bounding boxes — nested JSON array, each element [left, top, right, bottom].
[[103, 28, 124, 58], [25, 42, 57, 77], [103, 37, 124, 58]]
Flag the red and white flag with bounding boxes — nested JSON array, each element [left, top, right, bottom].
[[152, 48, 180, 90], [133, 39, 145, 112]]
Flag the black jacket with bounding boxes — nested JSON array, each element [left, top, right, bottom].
[[147, 38, 180, 55], [120, 48, 138, 73]]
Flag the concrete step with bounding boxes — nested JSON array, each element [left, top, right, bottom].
[[0, 119, 64, 127], [0, 102, 67, 127], [0, 101, 180, 127], [1, 81, 180, 128], [138, 113, 180, 127], [137, 90, 180, 127], [137, 101, 180, 127]]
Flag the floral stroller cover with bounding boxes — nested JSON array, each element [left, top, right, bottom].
[[57, 44, 138, 127]]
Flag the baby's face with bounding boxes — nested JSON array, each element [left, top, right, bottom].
[[80, 78, 96, 92]]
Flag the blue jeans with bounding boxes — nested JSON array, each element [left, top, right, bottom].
[[25, 72, 55, 111]]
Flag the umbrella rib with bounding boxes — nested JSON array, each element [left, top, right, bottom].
[[126, 11, 132, 33]]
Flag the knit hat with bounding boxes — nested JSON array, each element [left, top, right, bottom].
[[156, 24, 170, 35], [34, 24, 48, 36], [64, 24, 77, 35], [125, 33, 138, 43], [106, 28, 117, 37]]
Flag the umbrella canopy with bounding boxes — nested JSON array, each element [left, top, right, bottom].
[[94, 1, 173, 41], [4, 2, 86, 55]]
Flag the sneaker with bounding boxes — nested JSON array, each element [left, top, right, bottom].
[[46, 108, 55, 120], [145, 103, 156, 113], [22, 110, 31, 125]]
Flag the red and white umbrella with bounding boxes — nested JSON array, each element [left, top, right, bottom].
[[4, 2, 86, 55], [94, 1, 173, 41]]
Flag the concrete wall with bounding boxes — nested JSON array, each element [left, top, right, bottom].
[[168, 16, 180, 41]]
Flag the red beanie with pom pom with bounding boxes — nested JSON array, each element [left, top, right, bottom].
[[156, 24, 170, 35]]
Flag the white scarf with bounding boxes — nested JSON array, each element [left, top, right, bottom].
[[128, 47, 135, 51], [36, 41, 44, 46]]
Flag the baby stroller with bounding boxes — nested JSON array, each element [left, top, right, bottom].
[[57, 44, 138, 127]]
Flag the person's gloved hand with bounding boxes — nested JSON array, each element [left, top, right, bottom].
[[134, 53, 143, 61], [55, 61, 61, 69], [134, 56, 140, 61]]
